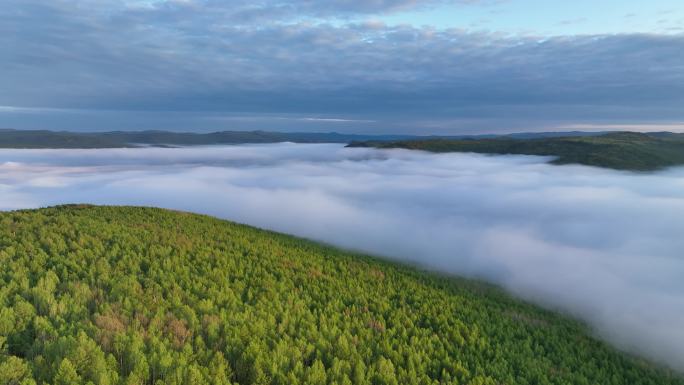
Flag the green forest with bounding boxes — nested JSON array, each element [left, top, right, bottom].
[[0, 205, 681, 385], [348, 132, 684, 171]]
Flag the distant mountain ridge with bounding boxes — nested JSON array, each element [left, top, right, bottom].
[[0, 129, 413, 148], [3, 129, 684, 171], [0, 128, 623, 149]]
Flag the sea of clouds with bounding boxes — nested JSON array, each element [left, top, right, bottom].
[[1, 143, 684, 369]]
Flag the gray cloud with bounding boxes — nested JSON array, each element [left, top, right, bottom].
[[1, 144, 684, 370], [1, 1, 683, 132]]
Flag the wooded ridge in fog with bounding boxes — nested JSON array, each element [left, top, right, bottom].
[[350, 131, 684, 171], [4, 129, 684, 171]]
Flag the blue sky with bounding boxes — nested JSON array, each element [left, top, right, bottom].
[[1, 0, 683, 134], [382, 0, 684, 35]]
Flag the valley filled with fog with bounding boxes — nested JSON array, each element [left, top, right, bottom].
[[1, 143, 683, 369]]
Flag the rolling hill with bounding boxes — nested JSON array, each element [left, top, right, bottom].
[[0, 205, 681, 384]]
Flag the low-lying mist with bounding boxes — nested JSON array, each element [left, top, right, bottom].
[[1, 143, 684, 369]]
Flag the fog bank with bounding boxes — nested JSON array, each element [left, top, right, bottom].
[[1, 143, 684, 369]]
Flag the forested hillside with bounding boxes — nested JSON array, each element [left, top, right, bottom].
[[348, 132, 684, 171], [0, 206, 681, 385]]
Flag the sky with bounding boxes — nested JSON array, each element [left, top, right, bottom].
[[383, 0, 684, 35], [2, 143, 684, 369], [1, 0, 683, 134]]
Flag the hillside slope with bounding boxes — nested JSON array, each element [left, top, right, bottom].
[[349, 132, 684, 171], [0, 206, 681, 385]]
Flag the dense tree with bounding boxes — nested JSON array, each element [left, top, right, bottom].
[[0, 205, 681, 385], [350, 131, 684, 171]]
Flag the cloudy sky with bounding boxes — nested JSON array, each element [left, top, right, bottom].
[[1, 0, 683, 133]]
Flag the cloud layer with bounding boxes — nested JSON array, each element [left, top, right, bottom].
[[1, 0, 684, 132], [1, 144, 684, 369]]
